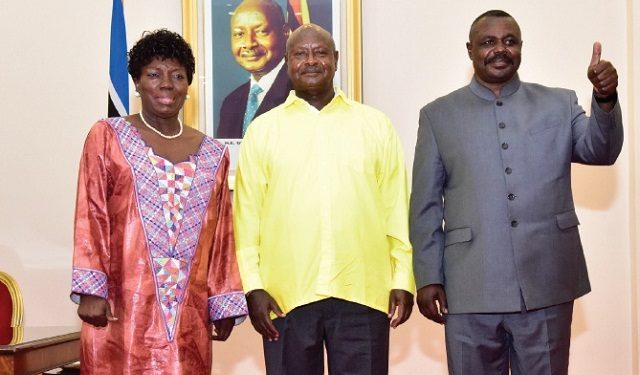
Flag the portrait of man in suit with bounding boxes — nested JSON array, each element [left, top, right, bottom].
[[216, 0, 292, 139]]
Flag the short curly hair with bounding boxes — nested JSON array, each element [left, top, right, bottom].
[[128, 29, 195, 85]]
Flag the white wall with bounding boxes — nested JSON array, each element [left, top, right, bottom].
[[630, 0, 640, 373], [0, 0, 181, 325], [0, 1, 636, 374]]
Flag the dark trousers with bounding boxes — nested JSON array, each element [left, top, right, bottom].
[[444, 301, 574, 375], [263, 298, 390, 375]]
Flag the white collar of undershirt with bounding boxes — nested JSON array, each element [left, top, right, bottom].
[[249, 58, 285, 98]]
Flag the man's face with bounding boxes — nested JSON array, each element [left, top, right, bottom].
[[467, 16, 522, 88], [230, 3, 287, 79], [286, 29, 338, 96]]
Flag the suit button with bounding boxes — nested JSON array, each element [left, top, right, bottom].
[[501, 142, 509, 150], [505, 167, 512, 174], [508, 193, 516, 201], [496, 100, 503, 106], [498, 122, 506, 129], [511, 220, 519, 227]]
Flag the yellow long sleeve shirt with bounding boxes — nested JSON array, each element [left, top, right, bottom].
[[233, 89, 414, 315]]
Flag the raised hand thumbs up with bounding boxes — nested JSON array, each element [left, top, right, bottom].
[[587, 41, 618, 99], [589, 42, 602, 69]]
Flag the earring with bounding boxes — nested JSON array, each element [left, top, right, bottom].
[[134, 91, 140, 97], [186, 94, 191, 100]]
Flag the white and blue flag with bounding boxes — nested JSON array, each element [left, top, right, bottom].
[[108, 0, 129, 117]]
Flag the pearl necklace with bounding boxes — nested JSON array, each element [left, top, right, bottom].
[[139, 111, 183, 140]]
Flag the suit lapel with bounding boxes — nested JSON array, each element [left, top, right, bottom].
[[256, 64, 293, 117]]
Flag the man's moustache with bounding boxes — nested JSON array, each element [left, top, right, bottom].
[[302, 67, 322, 74], [486, 54, 513, 65], [240, 48, 265, 57]]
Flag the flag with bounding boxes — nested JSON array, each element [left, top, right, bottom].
[[287, 0, 310, 30], [108, 0, 129, 117]]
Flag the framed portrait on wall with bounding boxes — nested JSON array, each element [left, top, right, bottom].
[[181, 0, 362, 182]]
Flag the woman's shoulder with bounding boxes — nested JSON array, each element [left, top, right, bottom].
[[92, 117, 131, 131]]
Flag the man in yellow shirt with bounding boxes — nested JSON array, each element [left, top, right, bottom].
[[233, 24, 414, 374]]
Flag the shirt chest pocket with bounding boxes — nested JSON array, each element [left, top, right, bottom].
[[528, 118, 562, 136], [526, 118, 569, 163], [339, 141, 378, 176]]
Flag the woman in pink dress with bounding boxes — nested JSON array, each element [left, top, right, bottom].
[[71, 29, 247, 374]]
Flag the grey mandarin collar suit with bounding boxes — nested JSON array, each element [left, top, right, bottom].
[[410, 74, 623, 314], [469, 73, 521, 100]]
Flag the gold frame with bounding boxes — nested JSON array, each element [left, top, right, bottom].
[[182, 0, 199, 129], [181, 0, 362, 131], [0, 271, 24, 344]]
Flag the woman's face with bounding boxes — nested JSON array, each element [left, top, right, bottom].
[[135, 57, 189, 119]]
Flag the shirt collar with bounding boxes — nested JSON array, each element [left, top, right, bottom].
[[469, 74, 521, 100], [283, 87, 352, 110], [250, 58, 285, 92]]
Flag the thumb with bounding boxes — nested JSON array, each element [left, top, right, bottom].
[[589, 41, 602, 68], [270, 300, 285, 318], [105, 302, 118, 321], [388, 299, 397, 318], [439, 290, 449, 314]]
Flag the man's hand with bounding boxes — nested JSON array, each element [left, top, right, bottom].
[[211, 317, 235, 341], [246, 289, 285, 341], [416, 284, 448, 324], [587, 42, 618, 106], [388, 289, 414, 328], [77, 294, 117, 327]]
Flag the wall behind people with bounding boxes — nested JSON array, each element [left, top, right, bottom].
[[0, 1, 636, 374], [0, 0, 181, 325]]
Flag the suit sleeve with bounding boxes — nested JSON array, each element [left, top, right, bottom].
[[207, 148, 248, 323], [410, 107, 446, 289], [233, 125, 267, 293], [217, 85, 248, 139], [570, 91, 623, 165], [380, 118, 415, 293], [70, 122, 112, 304]]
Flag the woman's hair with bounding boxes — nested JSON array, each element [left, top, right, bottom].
[[128, 29, 195, 84]]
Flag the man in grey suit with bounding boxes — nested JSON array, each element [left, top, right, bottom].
[[410, 9, 623, 374]]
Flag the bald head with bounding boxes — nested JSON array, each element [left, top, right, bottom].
[[286, 24, 336, 54], [233, 0, 286, 28]]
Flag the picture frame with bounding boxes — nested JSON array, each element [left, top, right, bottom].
[[181, 0, 362, 183]]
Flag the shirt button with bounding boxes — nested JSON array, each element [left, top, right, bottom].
[[502, 142, 509, 150], [505, 167, 512, 174], [511, 220, 519, 227], [508, 193, 516, 201], [498, 122, 506, 129], [496, 100, 503, 106]]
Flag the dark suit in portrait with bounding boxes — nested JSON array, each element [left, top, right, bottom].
[[217, 63, 293, 139]]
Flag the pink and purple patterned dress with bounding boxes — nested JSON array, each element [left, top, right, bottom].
[[71, 118, 247, 374]]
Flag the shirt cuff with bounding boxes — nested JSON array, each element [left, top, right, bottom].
[[70, 267, 108, 304], [240, 272, 265, 293], [208, 292, 248, 323], [392, 269, 416, 294]]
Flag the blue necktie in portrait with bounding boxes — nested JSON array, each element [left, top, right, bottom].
[[243, 84, 263, 136]]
